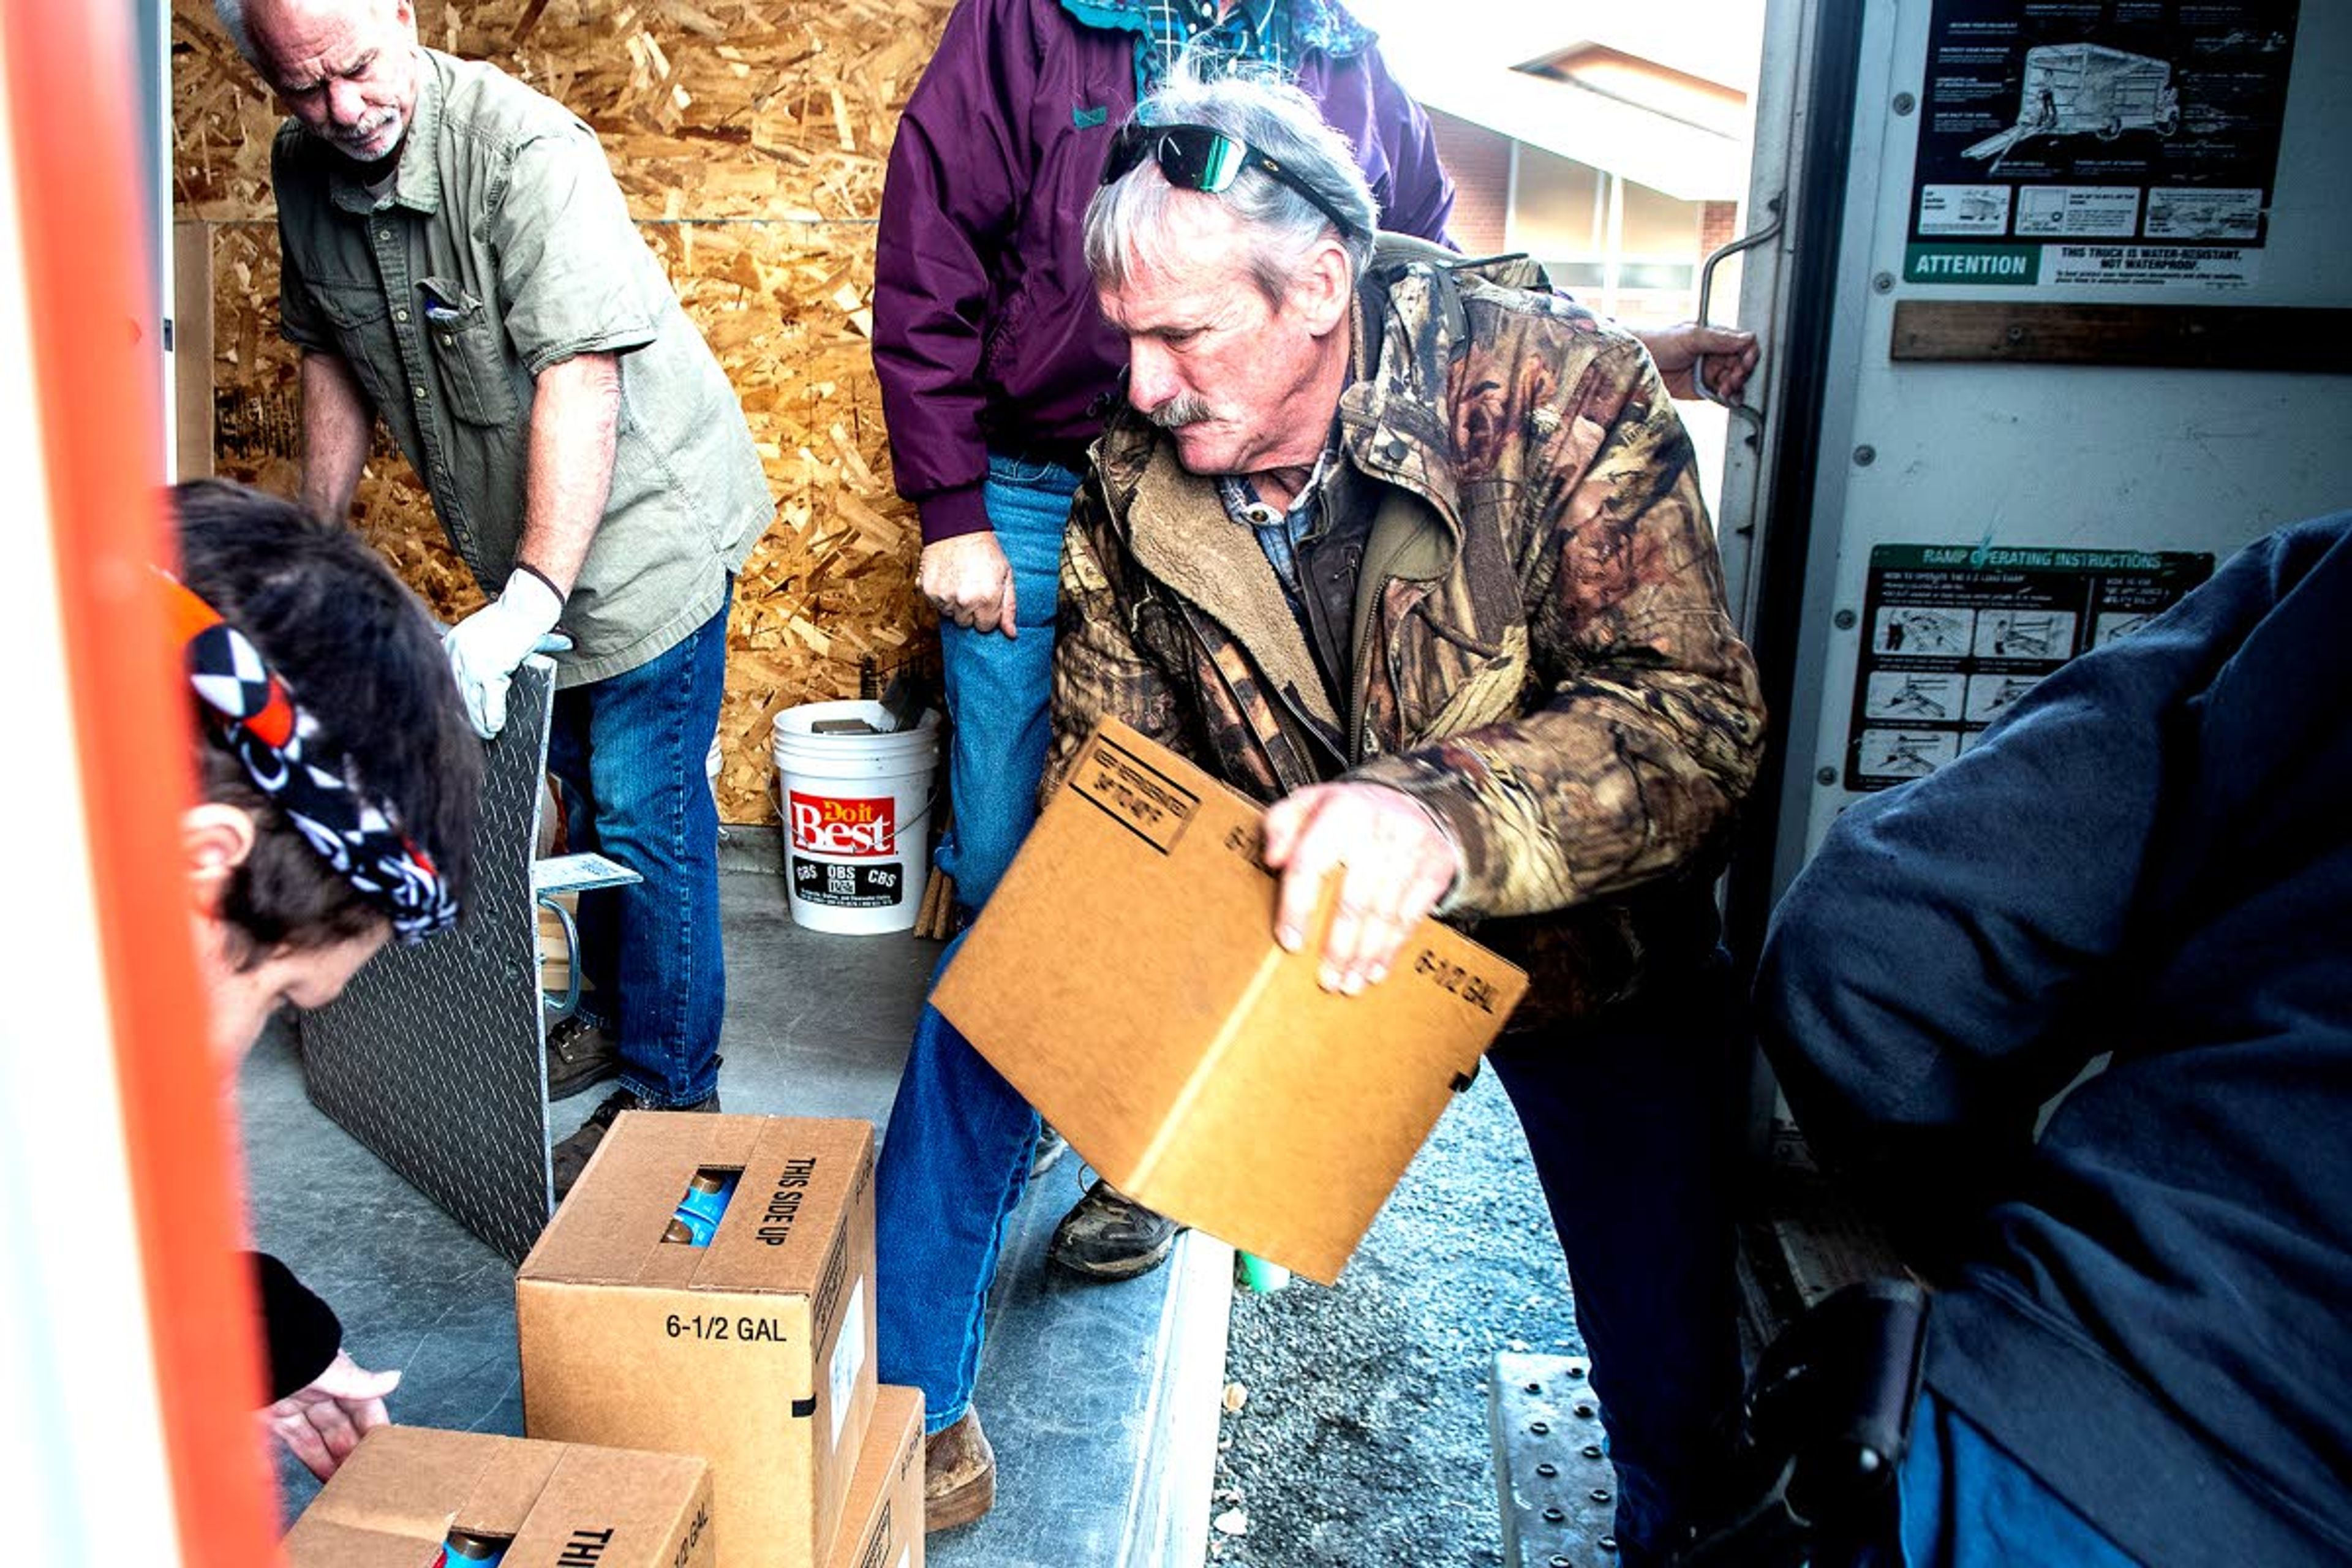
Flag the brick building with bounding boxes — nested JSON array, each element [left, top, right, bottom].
[[1378, 12, 1760, 330]]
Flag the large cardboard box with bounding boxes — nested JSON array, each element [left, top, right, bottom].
[[933, 719, 1529, 1283], [518, 1114, 879, 1568], [284, 1425, 714, 1568], [823, 1385, 925, 1568]]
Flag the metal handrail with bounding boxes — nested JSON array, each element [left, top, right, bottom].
[[1694, 192, 1786, 432]]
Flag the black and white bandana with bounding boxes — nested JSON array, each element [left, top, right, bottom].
[[167, 573, 457, 944]]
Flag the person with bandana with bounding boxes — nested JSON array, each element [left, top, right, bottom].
[[171, 478, 480, 1482]]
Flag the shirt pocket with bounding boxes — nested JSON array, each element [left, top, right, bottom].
[[419, 276, 519, 426], [307, 279, 399, 410]]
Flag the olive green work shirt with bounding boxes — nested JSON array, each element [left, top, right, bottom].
[[273, 49, 772, 686]]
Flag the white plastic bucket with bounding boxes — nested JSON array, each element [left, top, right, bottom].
[[771, 699, 941, 935]]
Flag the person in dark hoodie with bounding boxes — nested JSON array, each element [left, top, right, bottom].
[[173, 478, 480, 1480], [1756, 513, 2352, 1566]]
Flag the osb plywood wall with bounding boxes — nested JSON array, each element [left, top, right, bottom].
[[172, 0, 956, 823]]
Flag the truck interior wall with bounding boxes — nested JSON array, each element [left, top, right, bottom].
[[1732, 0, 2352, 935]]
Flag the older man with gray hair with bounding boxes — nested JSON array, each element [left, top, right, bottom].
[[214, 0, 772, 1189], [876, 66, 1767, 1558]]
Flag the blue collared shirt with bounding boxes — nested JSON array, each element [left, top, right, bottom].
[[1218, 446, 1333, 618]]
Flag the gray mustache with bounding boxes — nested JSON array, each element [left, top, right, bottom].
[[1146, 394, 1215, 431], [332, 110, 402, 148]]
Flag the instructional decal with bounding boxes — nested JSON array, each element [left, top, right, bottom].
[[1845, 544, 2212, 790], [2043, 243, 2257, 285], [1905, 1, 2298, 291]]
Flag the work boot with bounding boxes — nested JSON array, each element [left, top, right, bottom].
[[551, 1080, 722, 1202], [544, 1015, 620, 1102], [1049, 1180, 1183, 1280], [924, 1409, 995, 1531], [1030, 1122, 1070, 1179]]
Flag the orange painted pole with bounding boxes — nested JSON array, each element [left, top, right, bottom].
[[2, 1, 281, 1560]]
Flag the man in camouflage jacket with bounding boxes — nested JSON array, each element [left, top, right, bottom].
[[876, 69, 1765, 1557], [1047, 236, 1765, 1024]]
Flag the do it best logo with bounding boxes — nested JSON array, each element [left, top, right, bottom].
[[788, 792, 896, 858]]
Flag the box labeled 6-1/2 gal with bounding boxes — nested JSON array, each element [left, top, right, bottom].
[[517, 1114, 878, 1568], [933, 719, 1528, 1284]]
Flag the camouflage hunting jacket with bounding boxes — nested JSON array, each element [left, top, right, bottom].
[[1044, 241, 1768, 1028]]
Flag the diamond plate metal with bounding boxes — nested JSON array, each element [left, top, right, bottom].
[[1492, 1350, 1621, 1567], [298, 657, 554, 1264]]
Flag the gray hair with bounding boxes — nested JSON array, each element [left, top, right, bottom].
[[214, 0, 256, 61], [1083, 58, 1379, 303], [216, 0, 406, 65]]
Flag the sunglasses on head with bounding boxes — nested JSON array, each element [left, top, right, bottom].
[[1100, 123, 1361, 242]]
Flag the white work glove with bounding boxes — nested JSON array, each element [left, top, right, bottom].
[[444, 567, 564, 739]]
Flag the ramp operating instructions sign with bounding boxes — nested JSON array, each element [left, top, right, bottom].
[[1845, 544, 2211, 790], [1905, 1, 2299, 291]]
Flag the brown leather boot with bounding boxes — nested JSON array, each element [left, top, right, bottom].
[[923, 1408, 996, 1532]]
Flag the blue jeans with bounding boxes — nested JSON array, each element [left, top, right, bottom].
[[1893, 1392, 2138, 1567], [545, 596, 729, 1107], [874, 933, 1036, 1434], [934, 454, 1081, 912], [881, 459, 1077, 1433], [1487, 954, 1747, 1567]]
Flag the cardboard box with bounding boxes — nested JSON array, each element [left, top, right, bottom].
[[284, 1425, 714, 1568], [933, 719, 1529, 1284], [823, 1385, 925, 1568], [518, 1114, 880, 1568], [538, 891, 576, 998]]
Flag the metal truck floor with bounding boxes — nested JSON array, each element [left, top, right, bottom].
[[240, 859, 1226, 1567]]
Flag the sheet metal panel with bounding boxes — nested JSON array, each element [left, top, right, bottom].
[[300, 657, 554, 1264]]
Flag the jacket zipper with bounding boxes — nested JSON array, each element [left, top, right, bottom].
[[1346, 574, 1398, 767], [1174, 599, 1330, 794]]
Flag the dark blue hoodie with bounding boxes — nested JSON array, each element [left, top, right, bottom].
[[1758, 514, 2352, 1566]]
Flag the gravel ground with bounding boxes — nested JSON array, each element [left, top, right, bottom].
[[1210, 1067, 1582, 1566]]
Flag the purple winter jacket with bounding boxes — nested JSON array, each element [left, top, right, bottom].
[[873, 0, 1457, 543]]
